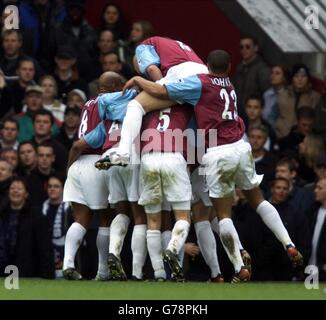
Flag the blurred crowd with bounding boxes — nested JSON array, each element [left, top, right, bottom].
[[0, 0, 326, 282]]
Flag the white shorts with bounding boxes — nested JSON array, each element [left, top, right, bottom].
[[107, 165, 140, 204], [63, 155, 108, 209], [139, 152, 192, 214], [202, 139, 263, 198], [156, 61, 208, 86], [191, 167, 212, 207]]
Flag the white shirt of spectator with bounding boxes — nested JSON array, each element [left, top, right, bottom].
[[309, 207, 326, 266]]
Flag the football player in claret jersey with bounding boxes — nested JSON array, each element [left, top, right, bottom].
[[103, 36, 208, 166], [62, 72, 137, 280], [137, 104, 193, 281], [123, 50, 303, 282]]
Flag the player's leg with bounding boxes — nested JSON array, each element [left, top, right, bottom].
[[111, 92, 176, 165], [209, 205, 252, 273], [95, 208, 114, 281], [130, 202, 147, 280], [242, 187, 303, 266], [63, 202, 91, 280], [108, 200, 130, 280], [146, 209, 167, 281], [192, 200, 224, 282], [236, 140, 303, 267]]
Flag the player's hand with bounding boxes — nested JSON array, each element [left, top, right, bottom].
[[185, 243, 200, 257], [0, 71, 6, 89], [122, 76, 138, 95]]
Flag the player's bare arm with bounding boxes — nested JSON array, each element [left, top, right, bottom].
[[123, 76, 169, 99], [67, 138, 89, 171], [146, 64, 163, 81]]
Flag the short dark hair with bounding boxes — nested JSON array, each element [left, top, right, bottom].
[[270, 177, 290, 189], [48, 173, 66, 186], [245, 94, 264, 108], [10, 176, 29, 192], [296, 106, 315, 121], [276, 158, 297, 172], [2, 117, 19, 131], [36, 142, 54, 154], [2, 29, 23, 42], [240, 34, 258, 46], [32, 109, 55, 125], [207, 50, 230, 74], [17, 57, 35, 69], [18, 141, 36, 151]]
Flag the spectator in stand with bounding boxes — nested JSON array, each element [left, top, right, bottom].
[[0, 148, 18, 173], [99, 3, 128, 41], [0, 118, 19, 151], [297, 133, 326, 184], [19, 0, 66, 63], [88, 52, 131, 97], [0, 29, 43, 80], [275, 158, 314, 217], [42, 174, 72, 278], [0, 29, 24, 78], [40, 75, 66, 122], [52, 46, 89, 101], [16, 85, 60, 142], [262, 64, 289, 127], [0, 159, 13, 207], [314, 90, 326, 140], [279, 107, 315, 156], [309, 177, 326, 281], [27, 142, 56, 206], [248, 125, 279, 196], [0, 71, 13, 120], [48, 0, 97, 81], [0, 177, 55, 279], [17, 141, 37, 177], [9, 57, 37, 114], [30, 109, 68, 173], [274, 64, 321, 139], [118, 20, 155, 73], [55, 106, 80, 151], [233, 35, 270, 116], [243, 95, 276, 151], [88, 29, 117, 81], [66, 88, 87, 108], [254, 177, 310, 281]]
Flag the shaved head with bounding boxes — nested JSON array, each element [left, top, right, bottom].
[[99, 71, 123, 93]]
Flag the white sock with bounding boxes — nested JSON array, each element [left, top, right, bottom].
[[96, 227, 110, 277], [167, 219, 190, 255], [178, 244, 185, 267], [131, 224, 147, 279], [118, 100, 145, 156], [195, 221, 221, 278], [109, 214, 130, 257], [211, 216, 244, 251], [257, 200, 293, 248], [219, 218, 244, 273], [63, 222, 86, 270], [161, 230, 172, 250], [147, 230, 166, 279]]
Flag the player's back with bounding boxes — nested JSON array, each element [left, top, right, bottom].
[[195, 74, 245, 148], [78, 96, 103, 155], [142, 36, 204, 76]]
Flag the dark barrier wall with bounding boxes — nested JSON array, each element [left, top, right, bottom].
[[85, 0, 241, 75]]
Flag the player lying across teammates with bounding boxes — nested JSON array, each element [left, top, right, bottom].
[[62, 36, 303, 282]]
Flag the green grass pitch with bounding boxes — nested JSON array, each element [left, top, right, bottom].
[[0, 279, 325, 300]]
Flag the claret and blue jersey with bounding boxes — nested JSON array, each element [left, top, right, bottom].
[[80, 89, 137, 151]]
